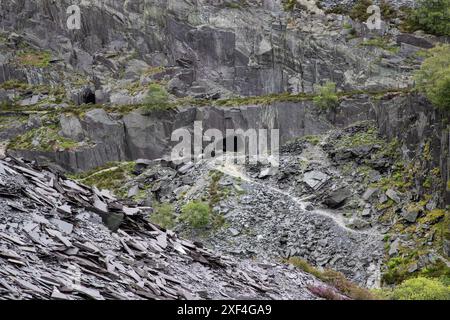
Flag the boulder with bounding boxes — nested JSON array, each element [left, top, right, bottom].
[[127, 185, 140, 198], [389, 239, 400, 257], [396, 34, 434, 49], [324, 188, 351, 209], [70, 87, 96, 105], [123, 59, 149, 80], [258, 167, 278, 179], [361, 208, 372, 217], [134, 159, 152, 173], [82, 109, 125, 144], [303, 171, 329, 190], [60, 114, 85, 142], [402, 209, 419, 223]]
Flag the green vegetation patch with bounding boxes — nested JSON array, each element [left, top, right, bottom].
[[16, 50, 52, 68], [180, 200, 211, 229], [386, 277, 450, 300], [150, 203, 177, 230], [313, 82, 339, 110], [0, 80, 30, 91], [8, 125, 80, 152], [0, 115, 28, 130], [208, 170, 225, 207], [415, 44, 450, 111], [70, 162, 137, 196], [141, 83, 172, 113], [360, 37, 400, 53], [337, 125, 385, 149], [282, 0, 298, 11], [402, 0, 450, 36]]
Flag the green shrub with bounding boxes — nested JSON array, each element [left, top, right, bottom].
[[180, 201, 211, 228], [150, 203, 176, 230], [313, 82, 339, 110], [391, 277, 450, 300], [141, 83, 171, 113], [414, 44, 450, 111], [407, 0, 450, 36]]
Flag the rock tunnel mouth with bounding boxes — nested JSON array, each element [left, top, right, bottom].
[[82, 88, 96, 105]]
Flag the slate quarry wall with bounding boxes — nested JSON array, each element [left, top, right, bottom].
[[7, 94, 449, 204]]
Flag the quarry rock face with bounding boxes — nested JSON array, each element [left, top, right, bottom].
[[0, 0, 417, 98]]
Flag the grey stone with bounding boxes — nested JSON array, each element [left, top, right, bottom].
[[60, 114, 84, 142], [178, 162, 195, 175], [0, 89, 10, 104], [303, 171, 329, 190], [258, 167, 277, 179], [362, 188, 378, 201], [229, 228, 240, 237], [361, 208, 372, 217], [407, 263, 418, 273], [379, 194, 388, 204], [402, 210, 419, 223], [324, 188, 351, 209], [127, 185, 140, 198], [396, 33, 434, 49], [389, 239, 400, 257], [20, 95, 41, 106], [173, 185, 190, 199], [386, 189, 400, 203]]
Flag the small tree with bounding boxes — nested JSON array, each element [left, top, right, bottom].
[[409, 0, 450, 36], [313, 81, 339, 110], [415, 44, 450, 111], [180, 201, 211, 229], [142, 83, 170, 113]]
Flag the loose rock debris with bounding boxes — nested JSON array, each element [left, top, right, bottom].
[[0, 157, 332, 300]]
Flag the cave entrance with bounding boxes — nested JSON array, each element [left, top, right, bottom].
[[82, 88, 96, 105]]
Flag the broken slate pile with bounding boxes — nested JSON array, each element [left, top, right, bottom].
[[0, 157, 329, 300]]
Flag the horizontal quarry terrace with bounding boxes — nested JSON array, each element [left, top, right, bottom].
[[0, 87, 413, 114]]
